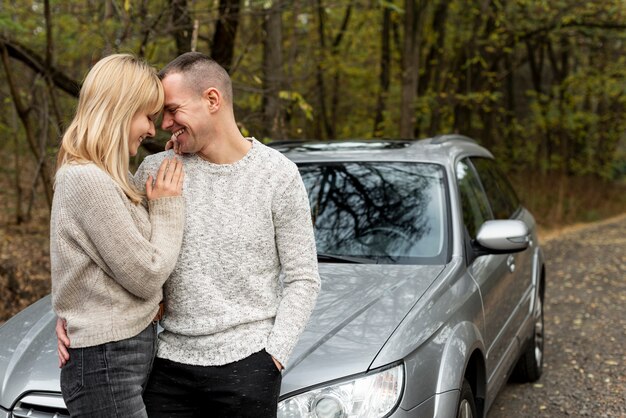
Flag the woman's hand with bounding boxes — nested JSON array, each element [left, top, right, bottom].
[[271, 356, 283, 371], [56, 317, 70, 368], [165, 134, 182, 155], [146, 158, 185, 200]]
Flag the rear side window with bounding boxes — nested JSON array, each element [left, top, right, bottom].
[[471, 158, 520, 219], [456, 159, 493, 239]]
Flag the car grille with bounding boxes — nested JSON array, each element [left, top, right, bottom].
[[11, 393, 69, 418]]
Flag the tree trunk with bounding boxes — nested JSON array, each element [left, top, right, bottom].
[[373, 4, 391, 137], [453, 0, 498, 138], [526, 39, 548, 172], [169, 0, 193, 55], [43, 0, 63, 142], [503, 52, 516, 162], [10, 105, 24, 224], [315, 0, 333, 139], [526, 39, 544, 95], [284, 0, 303, 133], [420, 0, 449, 137], [262, 0, 286, 140], [212, 0, 241, 71], [400, 0, 426, 138], [27, 86, 50, 220], [1, 46, 53, 209], [329, 4, 352, 132], [546, 36, 570, 222]]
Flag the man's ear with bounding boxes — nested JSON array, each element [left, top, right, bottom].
[[203, 87, 220, 113]]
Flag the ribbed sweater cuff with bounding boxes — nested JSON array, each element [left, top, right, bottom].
[[148, 196, 185, 217], [265, 340, 292, 368]]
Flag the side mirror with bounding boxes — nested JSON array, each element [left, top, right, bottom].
[[474, 220, 530, 254]]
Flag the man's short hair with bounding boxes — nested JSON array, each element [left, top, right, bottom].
[[159, 52, 233, 104]]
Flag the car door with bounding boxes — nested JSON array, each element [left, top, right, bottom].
[[470, 157, 534, 362], [455, 157, 525, 380]]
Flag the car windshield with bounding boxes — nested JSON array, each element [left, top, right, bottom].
[[299, 162, 448, 264]]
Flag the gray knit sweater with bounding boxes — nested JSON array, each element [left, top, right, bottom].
[[135, 138, 320, 367], [50, 163, 185, 348]]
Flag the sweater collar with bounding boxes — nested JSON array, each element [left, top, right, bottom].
[[187, 137, 258, 173]]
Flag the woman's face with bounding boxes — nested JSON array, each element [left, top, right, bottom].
[[128, 111, 156, 156]]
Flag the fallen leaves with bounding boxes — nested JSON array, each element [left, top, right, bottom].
[[0, 209, 51, 322]]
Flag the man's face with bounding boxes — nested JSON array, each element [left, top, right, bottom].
[[161, 73, 209, 154]]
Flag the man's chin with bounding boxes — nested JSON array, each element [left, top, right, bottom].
[[178, 144, 194, 155]]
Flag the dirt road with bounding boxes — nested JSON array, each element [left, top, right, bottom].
[[488, 215, 626, 417]]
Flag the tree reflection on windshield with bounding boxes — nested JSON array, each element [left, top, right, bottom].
[[299, 162, 447, 264]]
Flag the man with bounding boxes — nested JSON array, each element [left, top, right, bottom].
[[57, 52, 320, 417]]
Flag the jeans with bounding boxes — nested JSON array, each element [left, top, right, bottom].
[[143, 350, 282, 418], [60, 322, 158, 418]]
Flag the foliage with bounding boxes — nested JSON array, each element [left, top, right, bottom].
[[1, 0, 625, 322], [0, 0, 624, 226]]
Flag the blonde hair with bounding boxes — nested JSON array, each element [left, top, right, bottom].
[[57, 54, 164, 204]]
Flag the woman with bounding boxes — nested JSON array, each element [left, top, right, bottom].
[[50, 54, 185, 417]]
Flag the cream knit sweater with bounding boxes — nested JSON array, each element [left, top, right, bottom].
[[135, 139, 320, 367], [50, 163, 185, 348]]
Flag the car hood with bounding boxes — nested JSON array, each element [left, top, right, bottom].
[[0, 296, 60, 409], [0, 264, 445, 407], [280, 263, 444, 396]]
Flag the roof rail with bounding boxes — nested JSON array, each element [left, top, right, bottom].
[[429, 134, 477, 145], [266, 139, 313, 146]]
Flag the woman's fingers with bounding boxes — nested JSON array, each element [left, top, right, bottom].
[[163, 158, 177, 182], [155, 158, 170, 184], [56, 317, 70, 367], [177, 165, 185, 189], [171, 158, 184, 189], [147, 158, 184, 200], [56, 317, 70, 347], [165, 135, 182, 155], [145, 174, 154, 200]]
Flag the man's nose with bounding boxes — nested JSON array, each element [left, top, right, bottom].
[[161, 113, 173, 130]]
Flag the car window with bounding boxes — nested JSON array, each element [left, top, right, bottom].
[[456, 159, 493, 239], [470, 158, 520, 219], [298, 162, 448, 264]]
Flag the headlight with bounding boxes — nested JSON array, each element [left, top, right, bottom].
[[278, 364, 404, 418]]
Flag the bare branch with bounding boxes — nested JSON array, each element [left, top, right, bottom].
[[0, 36, 80, 97], [518, 20, 626, 43]]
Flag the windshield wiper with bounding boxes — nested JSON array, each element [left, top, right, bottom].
[[316, 253, 370, 264]]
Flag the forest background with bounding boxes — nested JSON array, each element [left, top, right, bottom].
[[1, 0, 625, 321]]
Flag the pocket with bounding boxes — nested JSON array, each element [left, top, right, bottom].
[[262, 351, 283, 395], [146, 323, 159, 380], [60, 348, 84, 401], [262, 350, 281, 374]]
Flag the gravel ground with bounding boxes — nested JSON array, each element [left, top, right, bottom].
[[488, 214, 626, 418]]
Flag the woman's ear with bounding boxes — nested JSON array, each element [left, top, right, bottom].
[[203, 87, 220, 113]]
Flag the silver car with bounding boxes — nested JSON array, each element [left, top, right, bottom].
[[0, 135, 545, 418]]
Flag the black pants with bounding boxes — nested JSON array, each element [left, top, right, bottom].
[[143, 350, 282, 418]]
